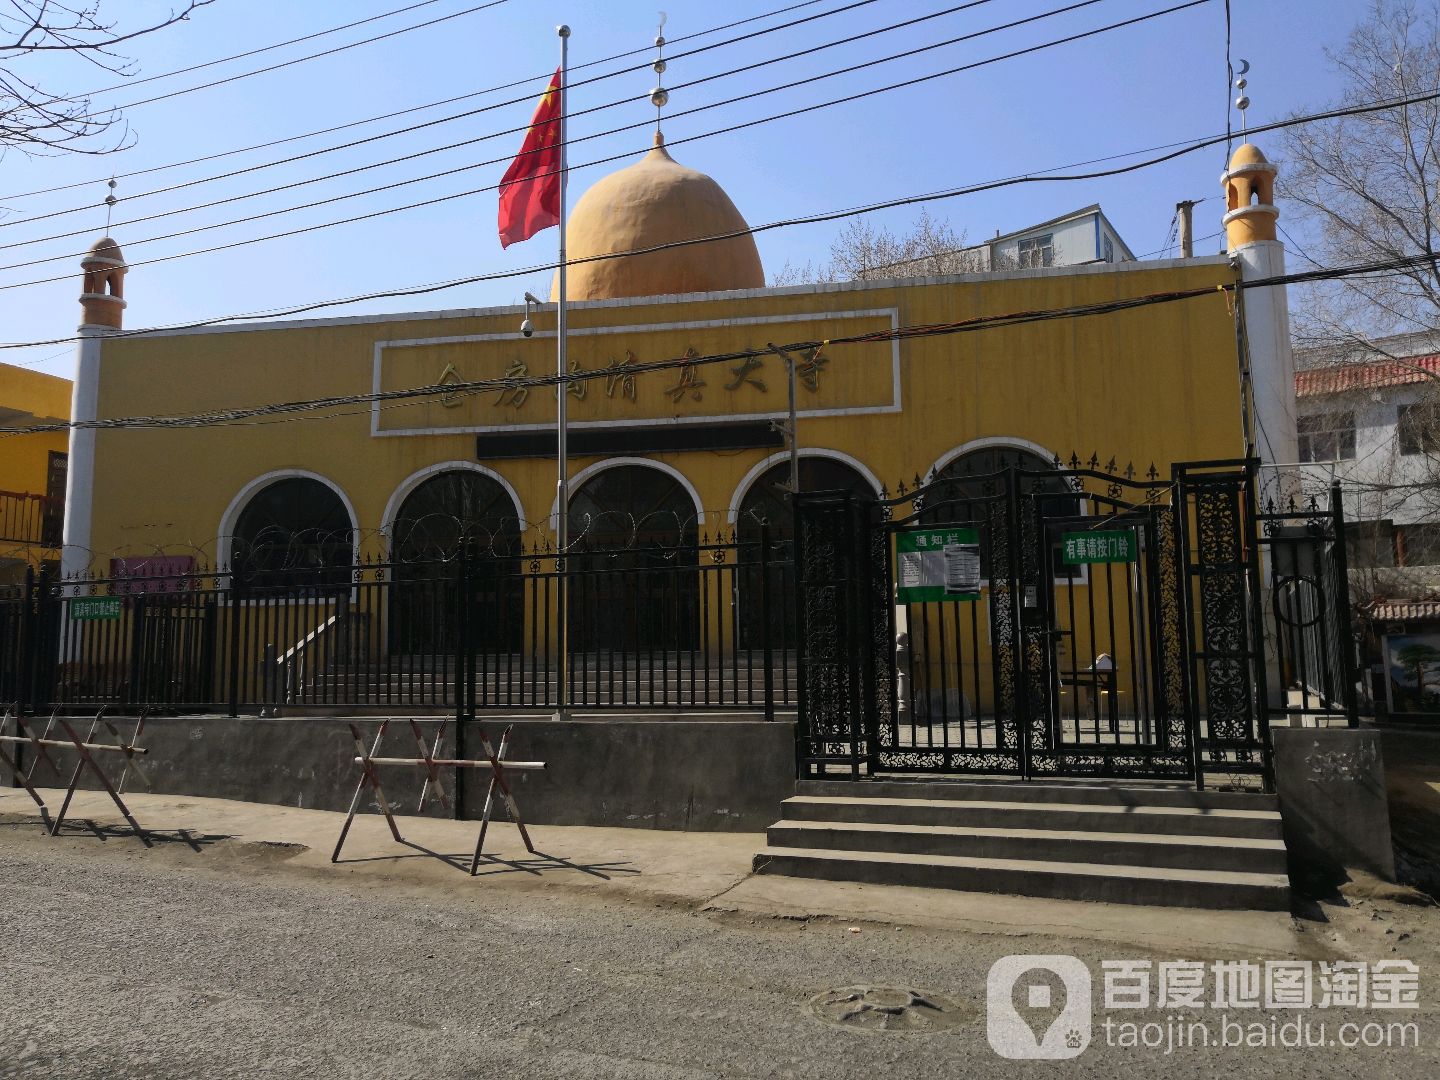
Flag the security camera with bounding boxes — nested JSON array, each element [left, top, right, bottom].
[[520, 318, 534, 338], [524, 291, 543, 305]]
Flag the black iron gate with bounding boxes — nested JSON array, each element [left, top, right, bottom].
[[794, 458, 1355, 788]]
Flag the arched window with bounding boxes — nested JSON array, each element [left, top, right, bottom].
[[925, 446, 1080, 578], [735, 457, 874, 648], [391, 469, 521, 560], [567, 464, 698, 651], [390, 470, 522, 655], [735, 457, 873, 542], [231, 477, 352, 588]]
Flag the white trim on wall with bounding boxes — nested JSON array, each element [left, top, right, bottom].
[[925, 436, 1064, 482], [549, 457, 705, 532], [725, 448, 884, 524], [216, 468, 360, 570], [379, 460, 528, 544], [370, 308, 903, 437]]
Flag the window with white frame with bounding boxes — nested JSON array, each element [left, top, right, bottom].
[[1297, 411, 1356, 462], [1398, 402, 1440, 455], [1017, 233, 1054, 268]]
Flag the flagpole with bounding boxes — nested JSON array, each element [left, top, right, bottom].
[[554, 24, 571, 722]]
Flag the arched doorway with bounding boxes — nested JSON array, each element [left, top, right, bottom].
[[230, 476, 353, 589], [734, 457, 875, 648], [566, 463, 699, 652], [390, 469, 522, 655]]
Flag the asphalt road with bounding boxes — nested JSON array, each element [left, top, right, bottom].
[[1, 823, 1436, 1080]]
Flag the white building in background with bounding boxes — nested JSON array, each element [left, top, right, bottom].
[[1295, 332, 1440, 583], [1295, 331, 1440, 715], [976, 204, 1136, 270]]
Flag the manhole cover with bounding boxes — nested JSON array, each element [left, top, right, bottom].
[[806, 985, 970, 1032]]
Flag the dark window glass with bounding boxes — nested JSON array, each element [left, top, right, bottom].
[[1398, 523, 1440, 567], [1017, 233, 1055, 268], [567, 465, 699, 651], [1297, 411, 1356, 462], [1345, 520, 1395, 569], [390, 470, 523, 655], [925, 448, 1080, 579], [231, 477, 352, 587], [1398, 402, 1440, 455]]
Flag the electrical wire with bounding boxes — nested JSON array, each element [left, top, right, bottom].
[[0, 0, 1212, 284], [0, 0, 862, 203], [64, 2, 514, 121], [4, 85, 1436, 355], [1, 251, 1432, 436], [0, 0, 1007, 241], [62, 0, 459, 103]]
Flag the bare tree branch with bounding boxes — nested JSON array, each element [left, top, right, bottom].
[[0, 1, 212, 158]]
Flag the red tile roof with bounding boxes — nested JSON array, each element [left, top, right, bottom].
[[1369, 599, 1440, 622], [1296, 355, 1440, 397]]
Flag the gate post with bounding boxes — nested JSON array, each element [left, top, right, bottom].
[[1242, 460, 1275, 791], [1329, 479, 1359, 726], [1004, 464, 1032, 780], [17, 565, 36, 717], [759, 523, 774, 723]]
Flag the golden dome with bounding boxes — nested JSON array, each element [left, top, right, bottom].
[[1228, 143, 1271, 169], [553, 137, 764, 301]]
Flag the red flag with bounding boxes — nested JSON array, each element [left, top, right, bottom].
[[498, 67, 563, 248]]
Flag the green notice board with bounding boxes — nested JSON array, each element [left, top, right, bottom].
[[896, 527, 980, 602], [1060, 529, 1137, 565], [70, 596, 122, 621]]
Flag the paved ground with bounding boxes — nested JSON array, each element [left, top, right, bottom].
[[1, 789, 1437, 1079]]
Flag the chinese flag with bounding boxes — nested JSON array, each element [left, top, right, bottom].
[[498, 67, 563, 248]]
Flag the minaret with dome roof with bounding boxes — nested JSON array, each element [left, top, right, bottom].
[[1221, 138, 1297, 471]]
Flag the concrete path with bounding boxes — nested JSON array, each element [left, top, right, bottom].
[[0, 787, 1333, 955], [2, 788, 1436, 1079]]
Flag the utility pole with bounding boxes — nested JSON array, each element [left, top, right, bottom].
[[768, 344, 801, 494], [1176, 199, 1198, 258]]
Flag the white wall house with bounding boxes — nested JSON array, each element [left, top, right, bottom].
[[1295, 335, 1440, 586], [977, 204, 1136, 270]]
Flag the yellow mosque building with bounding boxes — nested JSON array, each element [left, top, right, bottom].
[[60, 139, 1291, 579]]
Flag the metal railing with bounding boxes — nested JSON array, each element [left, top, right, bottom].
[[0, 531, 796, 717], [0, 490, 63, 548]]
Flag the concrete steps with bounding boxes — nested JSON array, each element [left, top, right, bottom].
[[755, 779, 1291, 910]]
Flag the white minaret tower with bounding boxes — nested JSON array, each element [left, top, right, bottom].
[[1221, 70, 1297, 470], [62, 225, 127, 579]]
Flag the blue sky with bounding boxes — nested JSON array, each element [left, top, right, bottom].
[[1, 0, 1367, 379]]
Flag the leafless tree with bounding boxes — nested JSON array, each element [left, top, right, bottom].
[[770, 209, 1005, 286], [1284, 0, 1440, 347], [1, 1, 212, 157]]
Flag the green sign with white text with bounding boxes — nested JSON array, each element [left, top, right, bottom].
[[896, 527, 981, 602], [1060, 530, 1137, 565], [70, 596, 122, 621]]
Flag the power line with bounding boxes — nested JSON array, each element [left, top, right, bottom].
[[0, 0, 1006, 244], [0, 0, 1210, 285], [2, 251, 1432, 437], [7, 82, 1435, 360], [63, 0, 458, 103], [0, 0, 859, 204], [65, 2, 514, 121]]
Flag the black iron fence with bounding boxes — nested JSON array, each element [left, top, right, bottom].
[[0, 490, 63, 548], [0, 532, 796, 717]]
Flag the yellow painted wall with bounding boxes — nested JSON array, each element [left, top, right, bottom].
[[0, 360, 70, 498], [82, 259, 1243, 563]]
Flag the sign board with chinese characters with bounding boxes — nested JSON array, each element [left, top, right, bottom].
[[896, 527, 981, 602], [372, 309, 901, 437], [1060, 530, 1137, 565], [70, 596, 122, 621]]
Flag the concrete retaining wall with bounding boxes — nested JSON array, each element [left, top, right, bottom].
[[1272, 726, 1396, 883], [1, 713, 796, 832]]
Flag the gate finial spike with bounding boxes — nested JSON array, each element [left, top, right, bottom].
[[1147, 462, 1159, 480], [1068, 452, 1081, 470], [1105, 457, 1117, 474], [1124, 462, 1135, 480], [1088, 452, 1100, 469]]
